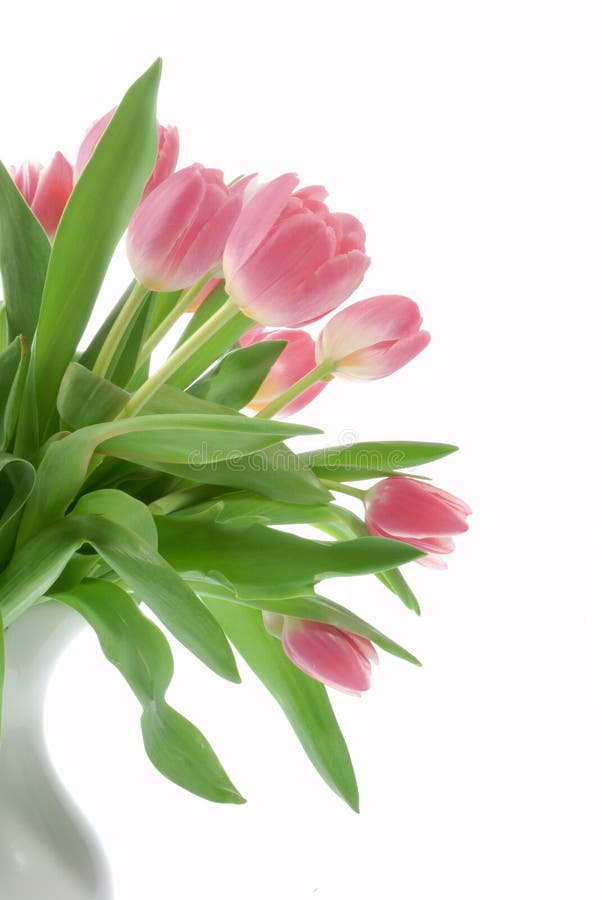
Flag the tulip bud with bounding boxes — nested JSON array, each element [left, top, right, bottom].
[[316, 295, 431, 380], [263, 613, 378, 695], [11, 152, 73, 241], [74, 108, 179, 202], [240, 327, 327, 416], [126, 165, 242, 292], [366, 477, 471, 569], [223, 174, 370, 327]]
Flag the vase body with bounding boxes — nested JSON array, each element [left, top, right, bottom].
[[0, 600, 113, 899]]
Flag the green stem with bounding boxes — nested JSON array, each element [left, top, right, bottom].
[[255, 359, 335, 419], [320, 479, 367, 500], [137, 274, 211, 367], [92, 281, 148, 379], [118, 298, 240, 417]]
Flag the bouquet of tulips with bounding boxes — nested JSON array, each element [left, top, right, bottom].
[[0, 60, 469, 810]]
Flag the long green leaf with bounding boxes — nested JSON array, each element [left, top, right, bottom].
[[156, 515, 423, 599], [53, 580, 243, 803], [34, 60, 162, 437], [177, 492, 421, 614], [18, 413, 317, 542], [299, 441, 459, 481], [58, 363, 129, 427], [0, 453, 36, 569], [203, 600, 359, 810], [2, 337, 30, 450], [0, 161, 50, 342]]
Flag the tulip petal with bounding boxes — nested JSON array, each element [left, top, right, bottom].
[[223, 172, 300, 279], [30, 152, 73, 240], [283, 250, 371, 327], [334, 331, 431, 380], [281, 620, 373, 694]]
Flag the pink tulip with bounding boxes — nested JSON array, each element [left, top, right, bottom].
[[11, 153, 73, 240], [74, 108, 179, 202], [239, 327, 327, 416], [366, 477, 471, 569], [263, 613, 378, 695], [126, 165, 242, 291], [316, 295, 431, 379], [223, 174, 370, 327]]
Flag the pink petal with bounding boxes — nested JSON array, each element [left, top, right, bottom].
[[333, 212, 367, 252], [141, 124, 180, 201], [30, 152, 73, 240], [74, 108, 115, 181], [283, 250, 371, 326], [13, 161, 42, 205], [227, 213, 337, 324], [223, 172, 299, 279], [333, 330, 431, 380], [281, 619, 373, 694], [366, 478, 471, 539]]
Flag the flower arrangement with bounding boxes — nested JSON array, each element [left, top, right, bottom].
[[0, 60, 469, 811]]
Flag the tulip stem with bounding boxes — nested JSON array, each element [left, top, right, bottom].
[[255, 359, 335, 419], [137, 274, 211, 367], [320, 479, 367, 500], [92, 281, 149, 379], [118, 298, 241, 417]]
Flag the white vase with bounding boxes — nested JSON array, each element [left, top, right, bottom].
[[0, 600, 113, 899]]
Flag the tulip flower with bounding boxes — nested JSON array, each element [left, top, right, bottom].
[[316, 295, 431, 380], [223, 174, 370, 327], [263, 613, 378, 695], [126, 164, 242, 292], [240, 327, 328, 416], [74, 108, 179, 201], [11, 153, 73, 240], [366, 477, 471, 569]]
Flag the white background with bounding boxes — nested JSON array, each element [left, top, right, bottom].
[[3, 1, 602, 897]]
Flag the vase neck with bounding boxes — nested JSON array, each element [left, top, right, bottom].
[[2, 600, 85, 731]]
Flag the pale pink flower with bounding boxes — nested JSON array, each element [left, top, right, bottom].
[[223, 175, 370, 326], [316, 295, 430, 379], [11, 152, 73, 240], [366, 477, 471, 569], [263, 613, 377, 695], [126, 165, 242, 291]]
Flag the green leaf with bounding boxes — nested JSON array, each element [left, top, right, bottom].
[[53, 580, 243, 803], [156, 515, 424, 600], [58, 363, 129, 427], [33, 60, 162, 438], [191, 341, 286, 410], [141, 703, 245, 803], [2, 337, 30, 451], [0, 161, 51, 342], [179, 492, 422, 614], [0, 608, 4, 742], [202, 600, 358, 810], [299, 441, 459, 481], [18, 413, 318, 542], [72, 489, 157, 548], [1, 512, 238, 682], [0, 453, 36, 569]]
